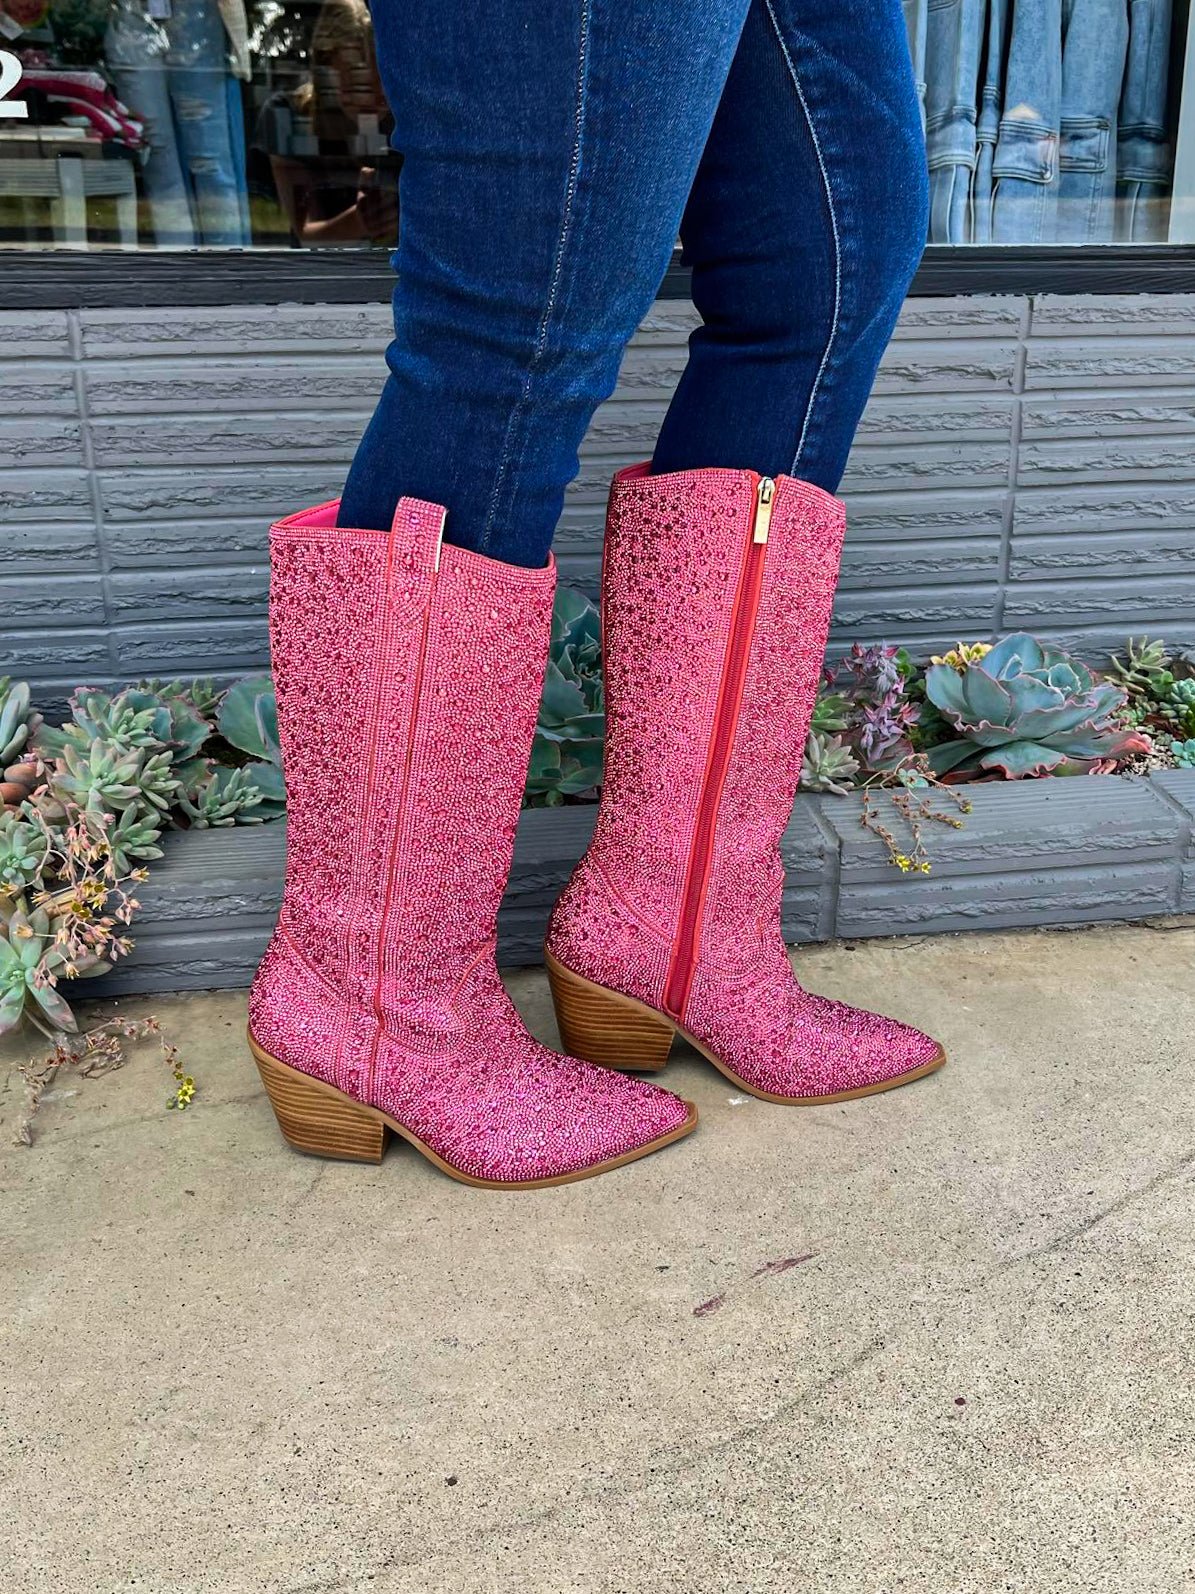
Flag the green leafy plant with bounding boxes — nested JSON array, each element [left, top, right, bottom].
[[800, 730, 860, 796], [1164, 678, 1195, 740], [0, 812, 46, 893], [525, 586, 605, 807], [1104, 638, 1195, 764], [0, 899, 76, 1034], [1108, 636, 1173, 702], [0, 677, 44, 812], [216, 675, 286, 819], [177, 765, 269, 827], [1172, 739, 1195, 769], [809, 688, 850, 735], [925, 634, 1147, 779]]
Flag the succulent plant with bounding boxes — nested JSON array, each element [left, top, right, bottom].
[[134, 676, 223, 721], [1107, 636, 1173, 701], [39, 684, 209, 765], [809, 688, 850, 734], [0, 813, 45, 895], [0, 678, 42, 762], [826, 643, 920, 772], [0, 898, 79, 1037], [1171, 739, 1195, 769], [800, 730, 860, 795], [49, 741, 147, 816], [1162, 678, 1195, 738], [176, 765, 267, 827], [925, 633, 1146, 779], [526, 586, 605, 806], [217, 676, 286, 820], [39, 691, 159, 759], [0, 679, 44, 811], [98, 803, 166, 875]]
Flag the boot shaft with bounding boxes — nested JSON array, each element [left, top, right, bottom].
[[592, 466, 845, 961], [269, 498, 555, 1009]]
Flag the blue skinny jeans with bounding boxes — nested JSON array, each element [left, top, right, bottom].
[[340, 0, 928, 568]]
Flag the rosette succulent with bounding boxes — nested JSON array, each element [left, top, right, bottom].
[[1108, 636, 1172, 702], [177, 764, 268, 827], [826, 643, 920, 772], [526, 585, 605, 805], [800, 730, 860, 796], [925, 634, 1144, 779], [0, 813, 44, 894], [0, 898, 87, 1036]]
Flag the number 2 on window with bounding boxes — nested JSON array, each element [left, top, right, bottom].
[[0, 52, 29, 119]]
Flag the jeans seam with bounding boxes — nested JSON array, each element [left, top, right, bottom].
[[761, 0, 841, 478], [479, 0, 591, 555]]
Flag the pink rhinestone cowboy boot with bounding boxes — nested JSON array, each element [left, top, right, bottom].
[[247, 497, 696, 1185], [545, 465, 945, 1103]]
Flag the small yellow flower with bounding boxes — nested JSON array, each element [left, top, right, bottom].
[[930, 641, 993, 672]]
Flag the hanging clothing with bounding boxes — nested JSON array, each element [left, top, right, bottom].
[[908, 0, 1173, 244]]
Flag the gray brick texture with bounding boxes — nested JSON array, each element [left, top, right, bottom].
[[4, 292, 1195, 717]]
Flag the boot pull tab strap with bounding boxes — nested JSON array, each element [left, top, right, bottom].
[[390, 496, 448, 576]]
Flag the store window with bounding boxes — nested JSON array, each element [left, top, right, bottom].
[[0, 0, 397, 247], [0, 0, 1191, 251], [906, 0, 1194, 244]]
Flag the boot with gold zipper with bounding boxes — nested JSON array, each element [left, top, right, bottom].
[[545, 463, 945, 1103]]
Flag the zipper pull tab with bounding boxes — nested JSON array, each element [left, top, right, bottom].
[[753, 477, 776, 544]]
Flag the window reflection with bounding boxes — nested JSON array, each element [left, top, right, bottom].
[[0, 0, 1188, 248], [0, 0, 399, 247], [904, 0, 1187, 245]]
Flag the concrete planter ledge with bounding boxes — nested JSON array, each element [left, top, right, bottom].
[[87, 769, 1195, 998]]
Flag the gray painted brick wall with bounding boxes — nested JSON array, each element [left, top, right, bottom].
[[86, 769, 1195, 993], [3, 291, 1195, 714]]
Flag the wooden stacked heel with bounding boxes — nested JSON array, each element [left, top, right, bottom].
[[545, 950, 676, 1072], [249, 1034, 387, 1163]]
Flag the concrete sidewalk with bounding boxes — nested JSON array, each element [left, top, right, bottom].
[[3, 925, 1194, 1594]]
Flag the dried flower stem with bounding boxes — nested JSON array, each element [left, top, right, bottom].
[[859, 754, 972, 873], [13, 1014, 194, 1146]]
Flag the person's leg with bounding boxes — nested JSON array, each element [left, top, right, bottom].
[[106, 32, 197, 248], [253, 0, 772, 1181], [165, 0, 246, 247], [340, 0, 754, 566], [652, 0, 929, 490], [547, 0, 943, 1102]]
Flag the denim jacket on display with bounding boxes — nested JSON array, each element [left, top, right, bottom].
[[972, 0, 1009, 239], [922, 0, 986, 240], [992, 0, 1130, 243], [904, 0, 930, 126], [1057, 0, 1131, 242], [1117, 0, 1173, 239]]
